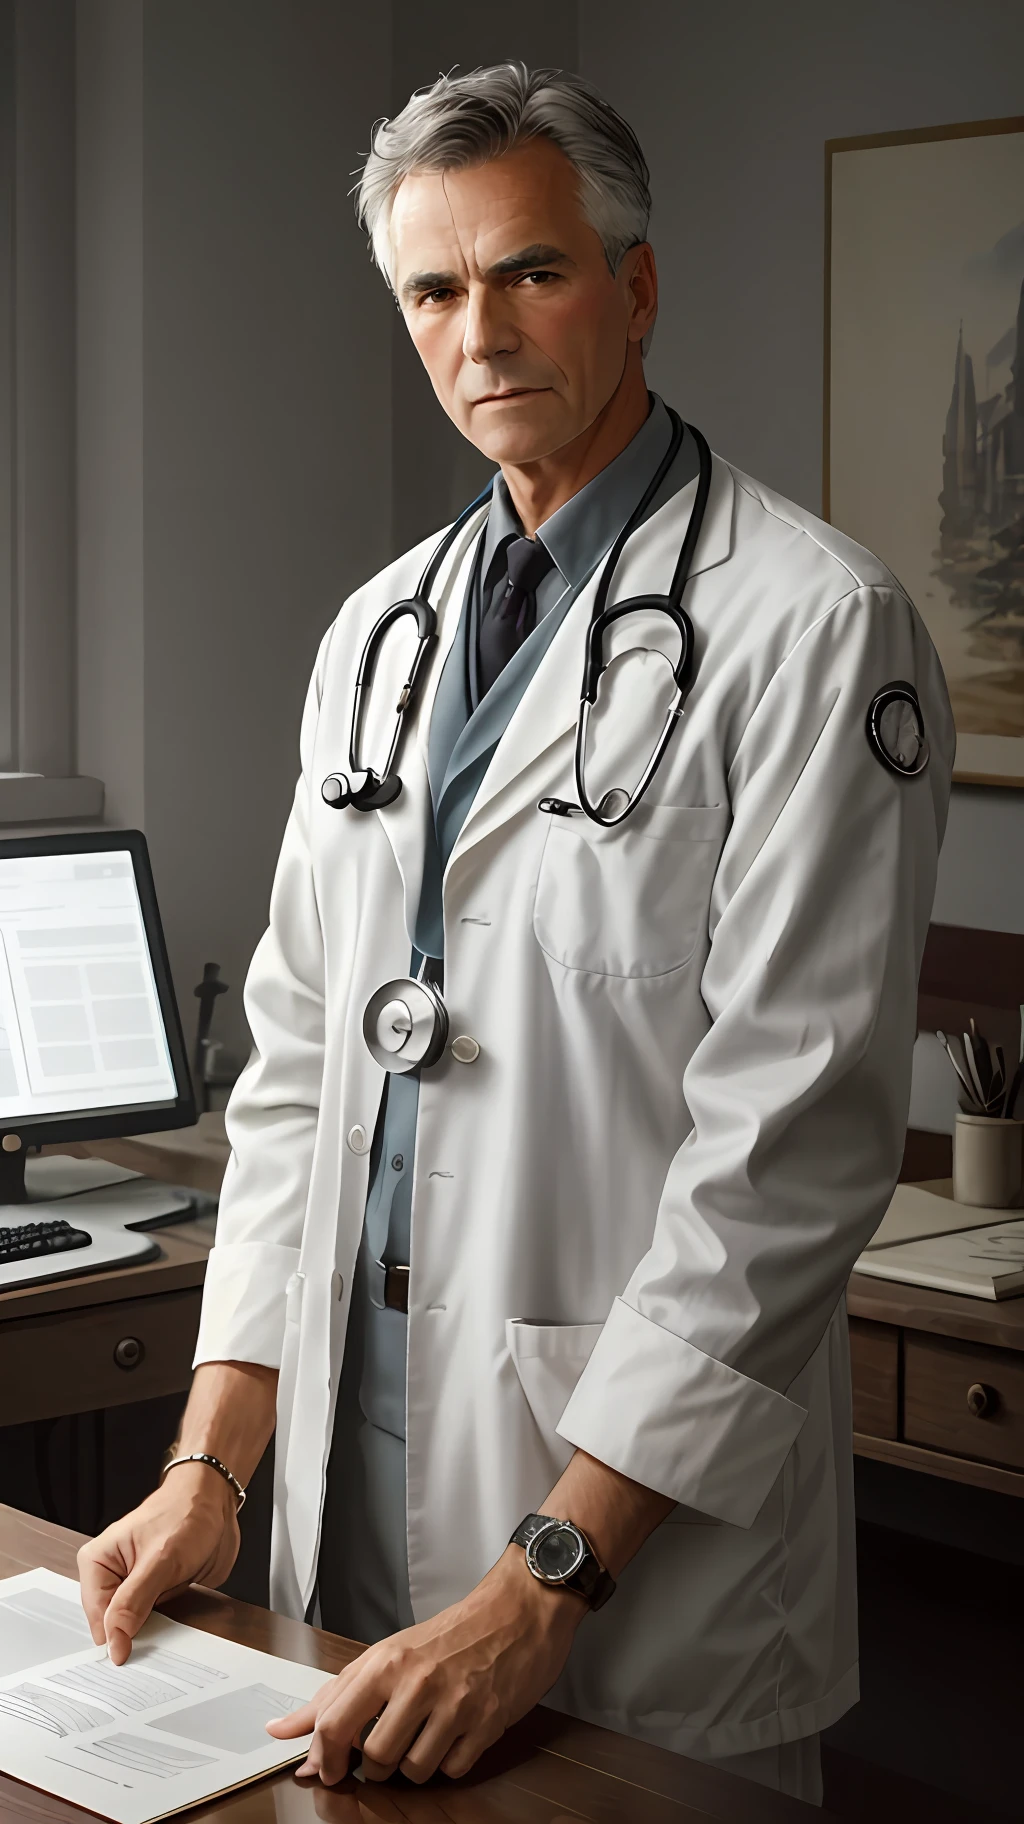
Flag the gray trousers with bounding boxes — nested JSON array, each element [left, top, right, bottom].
[[316, 1238, 414, 1645]]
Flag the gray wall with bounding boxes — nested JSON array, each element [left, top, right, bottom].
[[579, 0, 1024, 974], [76, 0, 393, 1060], [142, 0, 393, 1059], [77, 0, 144, 828]]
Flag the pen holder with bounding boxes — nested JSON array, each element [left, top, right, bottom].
[[952, 1113, 1024, 1208]]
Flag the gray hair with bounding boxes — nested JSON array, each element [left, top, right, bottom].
[[356, 63, 651, 288]]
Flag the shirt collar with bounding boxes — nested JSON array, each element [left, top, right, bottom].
[[477, 394, 676, 593]]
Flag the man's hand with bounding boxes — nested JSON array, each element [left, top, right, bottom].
[[266, 1545, 584, 1785], [78, 1465, 240, 1665], [77, 1359, 278, 1664]]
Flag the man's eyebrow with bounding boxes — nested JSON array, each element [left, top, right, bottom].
[[486, 243, 575, 276], [400, 268, 460, 301], [400, 244, 575, 300]]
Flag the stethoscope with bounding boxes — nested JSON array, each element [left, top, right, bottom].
[[320, 488, 495, 813], [331, 409, 713, 1074]]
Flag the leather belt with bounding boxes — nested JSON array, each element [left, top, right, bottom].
[[369, 1259, 409, 1314]]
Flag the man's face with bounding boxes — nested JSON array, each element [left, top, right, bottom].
[[389, 138, 654, 465]]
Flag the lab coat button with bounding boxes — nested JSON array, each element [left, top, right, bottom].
[[347, 1123, 369, 1154], [331, 1270, 344, 1302], [451, 1035, 480, 1064]]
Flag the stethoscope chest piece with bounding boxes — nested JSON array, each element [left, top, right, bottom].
[[362, 975, 450, 1073]]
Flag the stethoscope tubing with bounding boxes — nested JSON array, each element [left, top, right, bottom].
[[574, 413, 711, 825], [323, 411, 711, 827]]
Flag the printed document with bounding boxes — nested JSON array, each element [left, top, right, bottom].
[[0, 1567, 327, 1822]]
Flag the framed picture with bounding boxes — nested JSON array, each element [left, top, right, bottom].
[[825, 117, 1024, 788]]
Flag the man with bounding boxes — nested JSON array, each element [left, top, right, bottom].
[[78, 64, 953, 1805]]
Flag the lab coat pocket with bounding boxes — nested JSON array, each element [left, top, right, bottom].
[[533, 803, 729, 978], [506, 1319, 604, 1478]]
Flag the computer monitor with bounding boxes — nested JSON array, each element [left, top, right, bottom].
[[0, 830, 195, 1202]]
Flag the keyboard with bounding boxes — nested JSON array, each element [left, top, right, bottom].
[[0, 1183, 197, 1292], [0, 1217, 92, 1264]]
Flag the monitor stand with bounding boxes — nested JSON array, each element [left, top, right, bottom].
[[0, 1145, 123, 1203], [0, 1146, 30, 1204], [0, 1146, 137, 1208]]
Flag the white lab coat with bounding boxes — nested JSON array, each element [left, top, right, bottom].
[[194, 452, 953, 1759]]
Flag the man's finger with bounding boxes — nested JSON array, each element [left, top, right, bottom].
[[77, 1543, 128, 1646], [360, 1691, 437, 1783], [440, 1718, 504, 1781], [304, 1668, 391, 1785], [397, 1710, 464, 1785], [101, 1555, 183, 1664], [266, 1699, 318, 1739]]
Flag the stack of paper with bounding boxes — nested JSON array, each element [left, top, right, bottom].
[[859, 1183, 1003, 1252], [0, 1568, 325, 1823], [855, 1219, 1024, 1300], [855, 1186, 1024, 1300]]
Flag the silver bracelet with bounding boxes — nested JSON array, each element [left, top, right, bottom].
[[161, 1452, 247, 1511]]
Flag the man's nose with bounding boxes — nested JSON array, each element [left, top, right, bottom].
[[463, 283, 518, 362]]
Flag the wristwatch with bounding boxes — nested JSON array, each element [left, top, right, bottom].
[[509, 1513, 616, 1610]]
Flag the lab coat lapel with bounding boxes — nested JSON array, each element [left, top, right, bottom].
[[447, 456, 736, 874], [374, 509, 487, 938]]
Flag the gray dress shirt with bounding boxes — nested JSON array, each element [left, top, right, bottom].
[[316, 396, 699, 1643]]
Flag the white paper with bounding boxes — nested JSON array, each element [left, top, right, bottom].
[[0, 1568, 327, 1823], [860, 1183, 1003, 1253], [24, 1157, 142, 1199], [854, 1219, 1024, 1299]]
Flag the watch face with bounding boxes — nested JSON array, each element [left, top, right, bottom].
[[527, 1522, 586, 1584]]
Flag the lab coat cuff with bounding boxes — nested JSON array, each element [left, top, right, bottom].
[[192, 1242, 300, 1371], [556, 1297, 808, 1529]]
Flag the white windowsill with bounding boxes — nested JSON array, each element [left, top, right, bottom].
[[0, 774, 105, 824]]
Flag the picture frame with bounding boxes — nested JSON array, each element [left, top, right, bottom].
[[824, 117, 1024, 789]]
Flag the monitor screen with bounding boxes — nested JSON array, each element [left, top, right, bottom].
[[0, 838, 190, 1133]]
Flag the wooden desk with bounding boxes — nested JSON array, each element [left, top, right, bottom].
[[0, 1502, 829, 1824], [848, 1183, 1024, 1499], [0, 1213, 214, 1430], [0, 1119, 228, 1432]]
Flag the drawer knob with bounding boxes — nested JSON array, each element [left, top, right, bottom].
[[966, 1381, 995, 1418], [114, 1336, 145, 1371]]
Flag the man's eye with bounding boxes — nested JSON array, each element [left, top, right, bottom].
[[517, 270, 555, 286], [418, 288, 455, 306]]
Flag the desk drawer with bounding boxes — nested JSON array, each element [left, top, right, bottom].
[[904, 1334, 1024, 1472], [0, 1289, 202, 1425]]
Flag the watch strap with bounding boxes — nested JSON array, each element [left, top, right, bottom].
[[510, 1513, 555, 1551]]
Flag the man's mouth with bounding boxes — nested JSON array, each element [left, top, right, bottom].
[[474, 387, 546, 403]]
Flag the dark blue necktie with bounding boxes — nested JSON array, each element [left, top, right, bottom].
[[477, 535, 555, 699]]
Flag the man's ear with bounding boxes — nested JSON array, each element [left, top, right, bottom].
[[622, 242, 658, 348]]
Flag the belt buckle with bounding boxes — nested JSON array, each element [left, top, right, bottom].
[[369, 1259, 409, 1314], [385, 1265, 410, 1313]]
